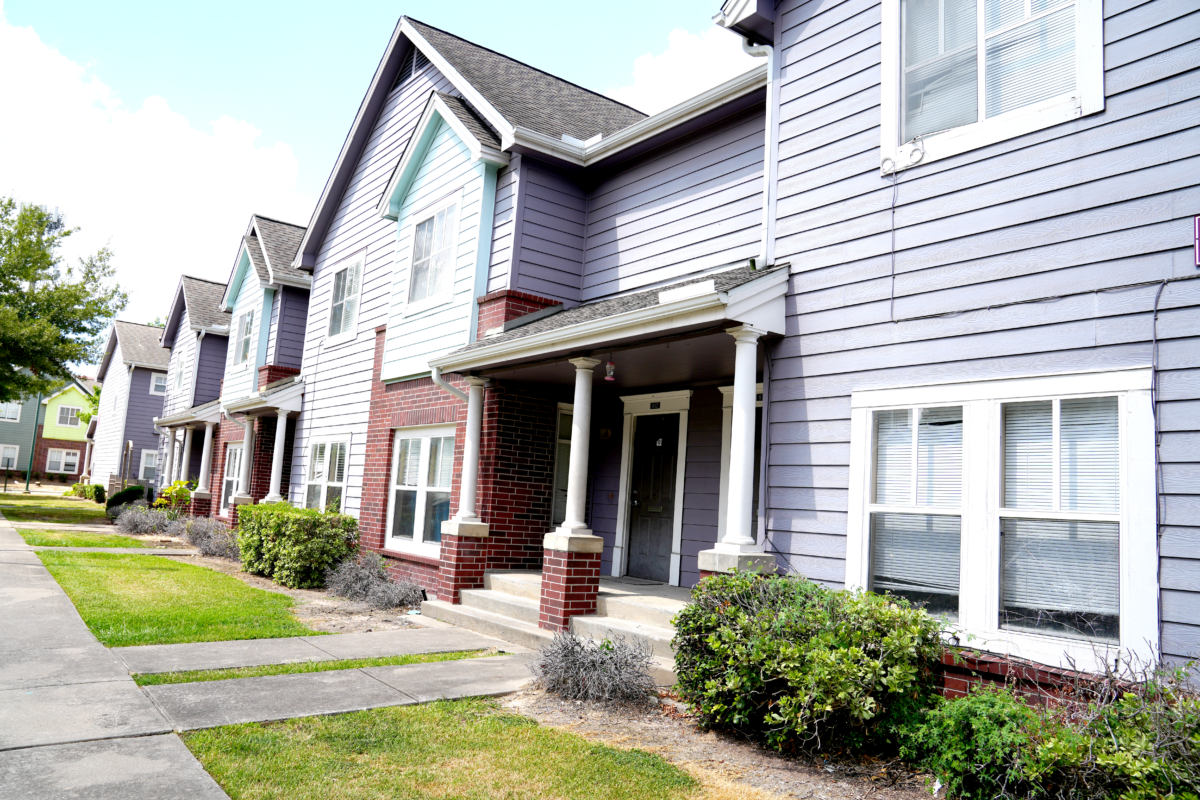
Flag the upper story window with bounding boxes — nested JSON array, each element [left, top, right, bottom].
[[0, 402, 20, 423], [326, 256, 363, 344], [847, 370, 1157, 671], [405, 196, 459, 314], [235, 310, 255, 365], [881, 0, 1102, 172], [174, 363, 185, 390], [150, 374, 168, 395], [57, 406, 80, 427]]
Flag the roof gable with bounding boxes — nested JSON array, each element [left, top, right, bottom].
[[106, 321, 170, 372], [252, 216, 309, 287]]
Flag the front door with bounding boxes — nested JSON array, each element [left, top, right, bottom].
[[626, 413, 678, 582]]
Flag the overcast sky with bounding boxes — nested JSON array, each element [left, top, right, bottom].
[[0, 1, 756, 375]]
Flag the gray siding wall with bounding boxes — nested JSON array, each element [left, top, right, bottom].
[[767, 0, 1200, 661], [580, 106, 764, 302], [682, 387, 722, 587], [273, 286, 309, 370], [292, 62, 457, 514], [0, 394, 44, 462], [125, 368, 165, 478], [486, 154, 520, 293], [195, 334, 227, 406], [265, 288, 282, 367], [92, 342, 131, 482], [162, 309, 193, 419], [513, 160, 587, 303]]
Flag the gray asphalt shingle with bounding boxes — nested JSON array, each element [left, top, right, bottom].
[[244, 235, 270, 284], [437, 93, 500, 149], [254, 216, 308, 284], [179, 276, 231, 331], [113, 321, 171, 368]]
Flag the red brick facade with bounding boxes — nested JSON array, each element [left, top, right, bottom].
[[475, 289, 561, 339], [194, 412, 296, 526], [538, 548, 602, 631], [938, 650, 1090, 701], [34, 427, 85, 482], [258, 365, 301, 390]]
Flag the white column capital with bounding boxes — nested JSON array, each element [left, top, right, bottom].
[[726, 325, 767, 344], [276, 407, 289, 419], [463, 375, 489, 387], [568, 357, 602, 371]]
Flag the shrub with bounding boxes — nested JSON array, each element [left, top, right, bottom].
[[236, 503, 358, 589], [116, 503, 171, 534], [168, 516, 239, 559], [106, 484, 144, 510], [530, 632, 657, 705], [673, 570, 945, 752], [325, 551, 422, 609], [154, 480, 192, 516]]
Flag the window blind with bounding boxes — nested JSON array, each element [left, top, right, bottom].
[[397, 438, 422, 487], [903, 0, 978, 141], [427, 436, 453, 488], [874, 409, 912, 504], [329, 263, 360, 337], [1060, 396, 1118, 514], [985, 5, 1075, 118], [1003, 400, 1053, 509], [871, 512, 961, 618], [917, 406, 962, 507]]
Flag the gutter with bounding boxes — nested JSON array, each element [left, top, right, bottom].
[[430, 367, 468, 402]]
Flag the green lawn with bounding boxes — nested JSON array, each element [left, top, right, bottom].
[[38, 552, 317, 647], [184, 699, 699, 800], [0, 492, 107, 525], [19, 529, 148, 548], [134, 650, 491, 686]]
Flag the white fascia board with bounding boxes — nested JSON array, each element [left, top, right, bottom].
[[270, 273, 314, 290], [224, 379, 305, 414], [41, 384, 83, 404], [191, 323, 230, 336], [124, 360, 171, 372], [157, 403, 222, 427], [220, 247, 257, 311], [377, 94, 509, 221]]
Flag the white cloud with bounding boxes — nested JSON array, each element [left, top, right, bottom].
[[605, 27, 760, 116], [0, 10, 313, 372]]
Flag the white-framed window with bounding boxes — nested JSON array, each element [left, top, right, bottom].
[[222, 444, 243, 511], [174, 363, 185, 391], [880, 0, 1103, 172], [0, 402, 21, 423], [846, 369, 1158, 671], [551, 404, 573, 527], [57, 406, 81, 427], [139, 449, 158, 481], [326, 255, 363, 344], [235, 310, 255, 365], [1, 445, 20, 469], [47, 448, 79, 473], [305, 441, 348, 512], [150, 373, 168, 395], [386, 425, 455, 554], [403, 192, 460, 315]]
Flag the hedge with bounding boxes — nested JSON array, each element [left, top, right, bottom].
[[236, 503, 358, 589]]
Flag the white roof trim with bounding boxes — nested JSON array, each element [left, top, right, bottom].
[[223, 378, 305, 414], [430, 268, 787, 373]]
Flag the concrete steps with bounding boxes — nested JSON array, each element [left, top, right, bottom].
[[420, 600, 552, 651], [569, 615, 676, 660], [460, 589, 540, 624]]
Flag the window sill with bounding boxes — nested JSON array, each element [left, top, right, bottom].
[[383, 539, 441, 561], [380, 547, 443, 568]]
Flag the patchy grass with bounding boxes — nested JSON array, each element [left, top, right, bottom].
[[184, 699, 699, 800], [134, 650, 492, 686], [19, 529, 149, 548], [0, 492, 107, 525], [38, 552, 317, 647]]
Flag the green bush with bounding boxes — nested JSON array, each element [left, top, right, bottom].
[[106, 484, 144, 510], [69, 483, 106, 503], [236, 503, 358, 589], [673, 570, 945, 752]]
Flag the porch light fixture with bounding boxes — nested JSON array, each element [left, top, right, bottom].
[[605, 361, 616, 381]]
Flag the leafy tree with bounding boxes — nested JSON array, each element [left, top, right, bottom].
[[148, 316, 164, 327], [0, 198, 127, 402], [78, 385, 100, 424]]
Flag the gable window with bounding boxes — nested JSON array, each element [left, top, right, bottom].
[[386, 425, 454, 552], [57, 406, 81, 427], [235, 311, 255, 365], [405, 197, 459, 313], [0, 402, 21, 423], [47, 448, 79, 474], [326, 256, 363, 343], [1, 445, 19, 469], [881, 0, 1102, 171], [221, 444, 243, 511], [305, 442, 348, 512], [174, 364, 185, 390], [150, 374, 168, 395], [139, 450, 158, 481], [847, 370, 1157, 670]]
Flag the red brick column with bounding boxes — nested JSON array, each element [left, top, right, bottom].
[[538, 533, 603, 632], [475, 290, 561, 339], [437, 529, 488, 604]]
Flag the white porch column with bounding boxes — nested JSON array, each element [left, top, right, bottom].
[[263, 409, 288, 503], [721, 326, 764, 551], [195, 421, 215, 497], [442, 377, 490, 538], [81, 440, 93, 480], [163, 429, 177, 488], [179, 427, 194, 483], [558, 357, 601, 534]]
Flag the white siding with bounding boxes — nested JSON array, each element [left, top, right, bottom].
[[92, 340, 130, 482], [220, 276, 270, 402]]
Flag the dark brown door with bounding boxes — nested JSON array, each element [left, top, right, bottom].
[[626, 414, 678, 582]]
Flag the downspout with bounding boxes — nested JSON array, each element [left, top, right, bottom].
[[741, 37, 777, 268], [431, 366, 468, 402]]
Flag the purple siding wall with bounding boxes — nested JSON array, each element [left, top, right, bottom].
[[125, 368, 165, 469], [195, 334, 227, 406], [513, 161, 587, 304], [273, 286, 309, 370], [681, 387, 722, 587]]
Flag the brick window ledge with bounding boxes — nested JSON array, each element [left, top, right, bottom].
[[381, 548, 443, 569]]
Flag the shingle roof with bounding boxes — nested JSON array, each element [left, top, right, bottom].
[[253, 216, 308, 284], [180, 276, 231, 331], [244, 235, 270, 284], [408, 19, 647, 140], [114, 321, 170, 368], [452, 266, 785, 355], [78, 378, 99, 395], [437, 93, 500, 149]]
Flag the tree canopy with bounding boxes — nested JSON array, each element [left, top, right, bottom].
[[0, 198, 127, 402]]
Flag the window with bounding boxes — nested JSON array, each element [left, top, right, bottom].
[[551, 406, 573, 527], [47, 448, 79, 473], [1, 445, 19, 469], [57, 406, 80, 427], [0, 402, 20, 422], [881, 0, 1103, 171], [305, 442, 348, 512], [139, 450, 158, 481], [235, 311, 255, 365], [222, 444, 243, 511], [174, 364, 185, 391], [405, 198, 459, 311], [386, 426, 454, 551], [150, 374, 168, 395], [847, 370, 1157, 670], [326, 257, 363, 342]]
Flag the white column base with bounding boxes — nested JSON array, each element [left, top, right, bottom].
[[442, 519, 489, 538], [260, 494, 283, 504], [191, 490, 211, 500], [544, 530, 603, 553], [697, 548, 777, 574], [231, 495, 255, 506]]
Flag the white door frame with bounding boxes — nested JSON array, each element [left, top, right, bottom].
[[612, 390, 692, 586]]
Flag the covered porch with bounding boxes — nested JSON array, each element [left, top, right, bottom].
[[426, 264, 786, 635]]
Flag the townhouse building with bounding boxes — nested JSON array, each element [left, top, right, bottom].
[[37, 378, 96, 483]]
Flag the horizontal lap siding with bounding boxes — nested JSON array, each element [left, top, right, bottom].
[[91, 341, 130, 482], [222, 282, 266, 402], [274, 287, 309, 370], [682, 387, 722, 587], [126, 368, 165, 476], [195, 334, 227, 406], [581, 107, 765, 302], [486, 156, 519, 293], [291, 65, 455, 515], [514, 161, 586, 303], [770, 0, 1200, 653]]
